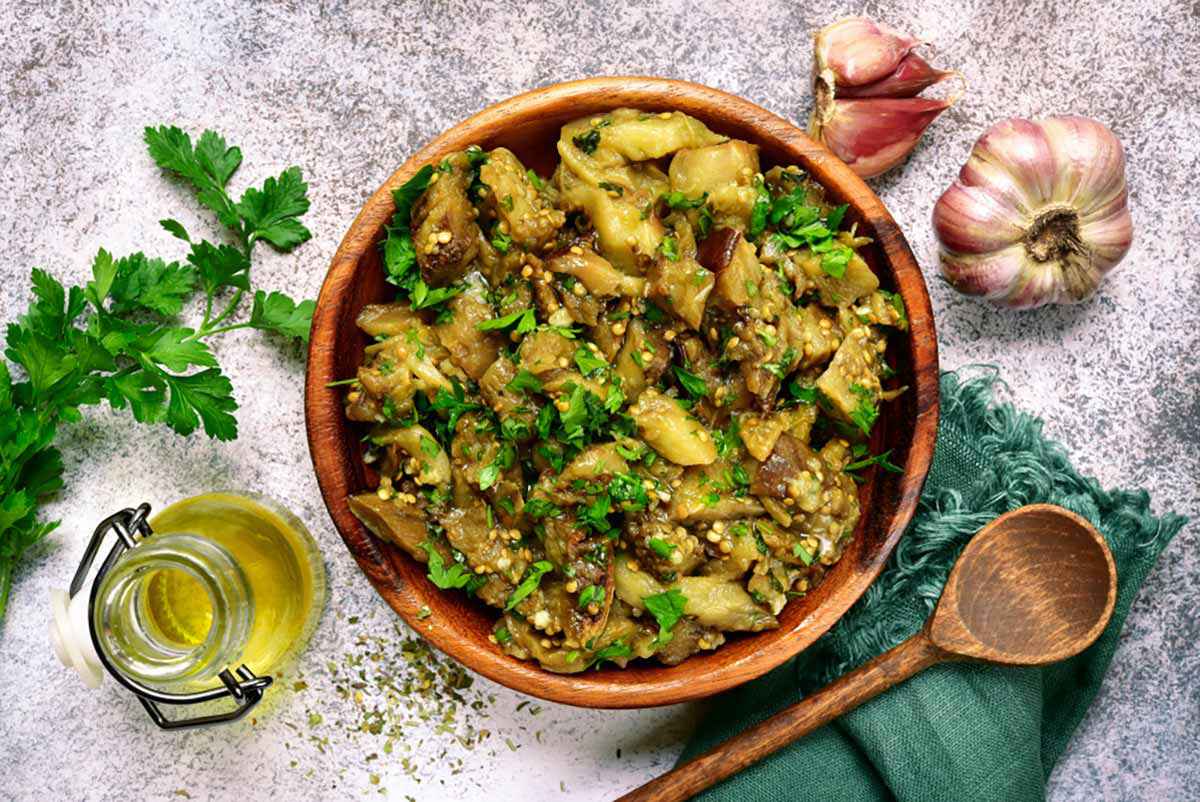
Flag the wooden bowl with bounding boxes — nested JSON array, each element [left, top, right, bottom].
[[305, 77, 939, 708]]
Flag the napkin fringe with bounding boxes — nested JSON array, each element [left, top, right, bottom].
[[797, 366, 1187, 688]]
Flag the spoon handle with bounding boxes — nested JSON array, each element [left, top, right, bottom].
[[616, 632, 947, 802]]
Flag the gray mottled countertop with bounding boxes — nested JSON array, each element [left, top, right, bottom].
[[1, 0, 1196, 800]]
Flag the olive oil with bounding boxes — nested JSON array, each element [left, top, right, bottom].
[[144, 492, 326, 678]]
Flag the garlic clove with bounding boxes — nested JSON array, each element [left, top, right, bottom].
[[1078, 200, 1134, 271], [814, 16, 921, 87], [835, 53, 957, 98], [1041, 116, 1129, 214], [965, 118, 1057, 212], [933, 183, 1028, 253], [815, 97, 954, 179], [940, 245, 1028, 303]]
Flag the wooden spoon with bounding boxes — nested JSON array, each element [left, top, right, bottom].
[[618, 503, 1118, 802]]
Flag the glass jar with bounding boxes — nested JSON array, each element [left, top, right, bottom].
[[89, 492, 326, 692]]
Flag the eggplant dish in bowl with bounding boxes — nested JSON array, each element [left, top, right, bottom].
[[334, 107, 909, 674]]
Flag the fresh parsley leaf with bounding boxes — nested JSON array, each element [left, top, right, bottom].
[[648, 537, 676, 559], [578, 584, 605, 609], [237, 166, 312, 251], [792, 542, 815, 566], [821, 245, 853, 279], [144, 125, 241, 228], [574, 346, 606, 377], [490, 229, 513, 254], [505, 560, 553, 611], [419, 540, 475, 590], [825, 203, 849, 231], [748, 178, 770, 240], [382, 164, 434, 288], [160, 367, 239, 440], [844, 448, 903, 479], [658, 235, 679, 262], [187, 240, 250, 298], [137, 327, 218, 372], [479, 462, 501, 491], [848, 383, 879, 435], [107, 252, 197, 317], [643, 588, 687, 646], [506, 369, 543, 395], [477, 308, 536, 334], [572, 129, 601, 154], [786, 381, 820, 404], [159, 218, 191, 242], [249, 290, 314, 342], [523, 498, 561, 519], [673, 366, 708, 399], [588, 639, 632, 669], [659, 190, 708, 210]]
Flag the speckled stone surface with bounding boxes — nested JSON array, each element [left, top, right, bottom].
[[0, 1, 1196, 800]]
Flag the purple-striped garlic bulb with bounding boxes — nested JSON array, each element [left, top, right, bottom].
[[810, 16, 961, 178], [933, 116, 1133, 309]]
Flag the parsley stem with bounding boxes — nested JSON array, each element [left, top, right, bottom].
[[200, 321, 253, 338], [189, 288, 245, 339]]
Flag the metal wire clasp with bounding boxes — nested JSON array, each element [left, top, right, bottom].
[[69, 503, 272, 730]]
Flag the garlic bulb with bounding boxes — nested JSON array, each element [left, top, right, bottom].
[[810, 16, 961, 178], [933, 116, 1133, 308]]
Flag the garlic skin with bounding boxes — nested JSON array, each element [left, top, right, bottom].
[[933, 116, 1133, 309], [810, 16, 961, 178]]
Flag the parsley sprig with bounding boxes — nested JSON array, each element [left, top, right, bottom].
[[0, 126, 315, 625]]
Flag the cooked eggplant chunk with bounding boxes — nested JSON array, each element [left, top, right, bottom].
[[412, 152, 481, 287], [342, 108, 903, 672]]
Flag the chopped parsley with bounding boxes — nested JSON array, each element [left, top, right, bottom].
[[419, 541, 475, 590], [848, 383, 879, 434], [477, 308, 536, 334], [643, 588, 688, 646], [792, 542, 815, 566], [673, 365, 708, 399], [504, 560, 553, 611], [588, 639, 632, 669], [574, 346, 607, 377], [491, 229, 513, 254], [786, 381, 820, 404], [494, 625, 512, 644], [506, 369, 543, 394], [598, 181, 624, 196], [748, 177, 770, 240], [523, 498, 561, 519], [577, 584, 605, 609], [658, 235, 680, 261], [659, 190, 708, 210], [572, 129, 601, 154], [648, 537, 677, 559], [844, 448, 903, 481]]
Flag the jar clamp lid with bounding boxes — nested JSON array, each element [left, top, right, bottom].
[[49, 503, 272, 729]]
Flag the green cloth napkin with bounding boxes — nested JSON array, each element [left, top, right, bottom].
[[681, 368, 1187, 802]]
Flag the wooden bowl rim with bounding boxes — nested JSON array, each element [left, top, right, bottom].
[[305, 76, 939, 708]]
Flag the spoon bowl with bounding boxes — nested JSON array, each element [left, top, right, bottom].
[[620, 503, 1119, 802], [930, 504, 1118, 665]]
